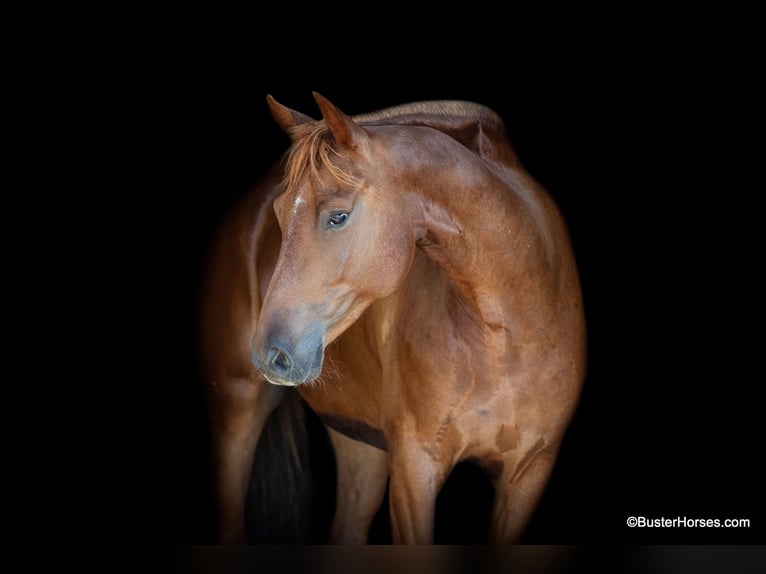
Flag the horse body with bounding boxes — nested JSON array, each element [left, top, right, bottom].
[[201, 93, 586, 544]]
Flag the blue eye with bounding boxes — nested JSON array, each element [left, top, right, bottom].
[[327, 212, 349, 228]]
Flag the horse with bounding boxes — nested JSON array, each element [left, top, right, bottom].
[[199, 92, 587, 544]]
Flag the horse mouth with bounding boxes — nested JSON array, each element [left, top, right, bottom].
[[261, 372, 300, 387]]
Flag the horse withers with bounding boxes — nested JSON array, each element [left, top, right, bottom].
[[199, 92, 586, 544]]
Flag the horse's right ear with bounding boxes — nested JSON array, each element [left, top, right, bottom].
[[266, 95, 315, 134]]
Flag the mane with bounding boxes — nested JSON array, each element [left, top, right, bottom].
[[281, 100, 514, 192], [352, 100, 501, 127]]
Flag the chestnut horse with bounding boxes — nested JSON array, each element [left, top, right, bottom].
[[199, 93, 586, 544]]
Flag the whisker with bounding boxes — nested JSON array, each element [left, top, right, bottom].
[[304, 345, 346, 392], [249, 364, 263, 382]]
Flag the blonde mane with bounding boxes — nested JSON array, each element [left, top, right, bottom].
[[352, 100, 499, 125]]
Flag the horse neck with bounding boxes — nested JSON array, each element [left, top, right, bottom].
[[398, 132, 549, 325]]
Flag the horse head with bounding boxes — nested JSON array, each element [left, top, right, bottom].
[[251, 93, 420, 386]]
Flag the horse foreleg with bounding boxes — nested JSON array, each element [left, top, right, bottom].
[[209, 376, 283, 544], [327, 428, 389, 544], [488, 443, 558, 544], [388, 444, 451, 544]]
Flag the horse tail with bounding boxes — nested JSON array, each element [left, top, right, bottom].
[[245, 390, 328, 543]]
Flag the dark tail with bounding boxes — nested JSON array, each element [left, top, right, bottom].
[[245, 390, 335, 543]]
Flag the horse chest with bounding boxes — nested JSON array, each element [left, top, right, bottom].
[[297, 344, 515, 454]]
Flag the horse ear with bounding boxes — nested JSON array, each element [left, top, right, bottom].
[[313, 92, 367, 149], [266, 95, 315, 134]]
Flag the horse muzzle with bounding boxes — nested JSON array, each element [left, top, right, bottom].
[[251, 328, 324, 386]]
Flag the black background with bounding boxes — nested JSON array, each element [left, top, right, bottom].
[[105, 13, 766, 548]]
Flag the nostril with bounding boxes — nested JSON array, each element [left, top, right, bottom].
[[269, 346, 292, 374]]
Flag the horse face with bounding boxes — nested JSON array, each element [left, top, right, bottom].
[[252, 157, 416, 386]]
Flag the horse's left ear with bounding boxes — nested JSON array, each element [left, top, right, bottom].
[[266, 94, 315, 134], [313, 92, 367, 149]]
